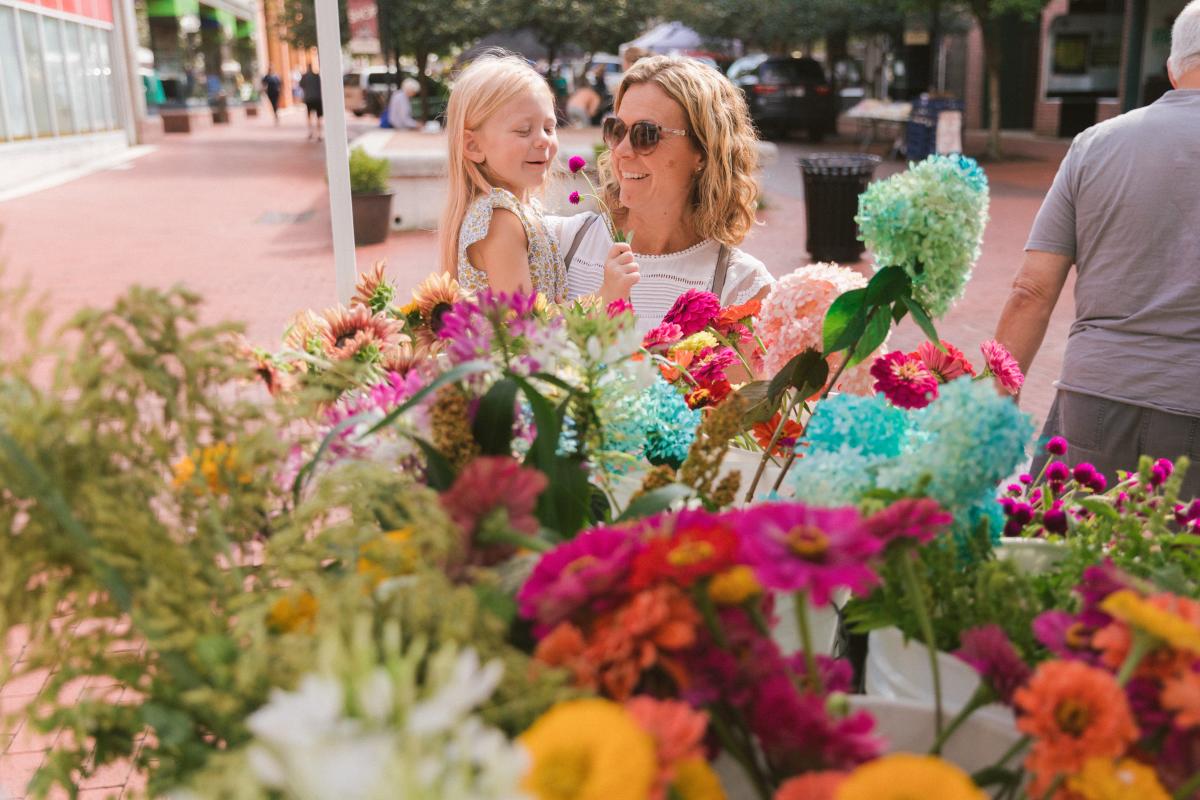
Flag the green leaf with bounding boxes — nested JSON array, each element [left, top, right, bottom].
[[902, 295, 942, 349], [472, 378, 519, 456], [411, 436, 456, 491], [768, 348, 829, 404], [822, 287, 868, 354], [140, 702, 194, 748], [971, 766, 1021, 788], [473, 583, 518, 626], [1076, 497, 1120, 520], [847, 306, 892, 368], [535, 456, 593, 538], [510, 374, 566, 471], [891, 301, 909, 324], [616, 483, 693, 521], [733, 380, 777, 428], [865, 265, 911, 306]]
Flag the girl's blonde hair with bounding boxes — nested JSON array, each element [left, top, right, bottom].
[[439, 51, 554, 277], [600, 56, 760, 246]]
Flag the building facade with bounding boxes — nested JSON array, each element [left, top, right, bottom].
[[0, 0, 139, 192]]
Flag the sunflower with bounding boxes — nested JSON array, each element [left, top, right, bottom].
[[319, 305, 403, 362], [282, 309, 330, 356], [380, 341, 432, 376], [1066, 758, 1169, 800], [520, 698, 657, 800], [411, 271, 463, 331], [351, 260, 396, 313], [835, 754, 985, 800]]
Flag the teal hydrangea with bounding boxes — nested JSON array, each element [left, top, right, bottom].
[[803, 393, 910, 459], [601, 376, 700, 471], [856, 154, 989, 318]]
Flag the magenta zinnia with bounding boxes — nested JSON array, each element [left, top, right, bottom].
[[864, 497, 953, 548], [643, 322, 684, 353], [954, 624, 1032, 705], [980, 339, 1024, 394], [870, 350, 939, 409], [736, 502, 881, 605], [662, 290, 722, 337]]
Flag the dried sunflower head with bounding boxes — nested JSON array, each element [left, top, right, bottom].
[[319, 305, 403, 363], [351, 261, 397, 314]]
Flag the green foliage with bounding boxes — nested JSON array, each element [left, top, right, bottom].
[[279, 0, 348, 51], [348, 146, 391, 195], [515, 0, 652, 62]]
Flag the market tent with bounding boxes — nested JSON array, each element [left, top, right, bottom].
[[620, 21, 702, 54]]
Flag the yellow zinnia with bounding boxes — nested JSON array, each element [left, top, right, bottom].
[[671, 757, 726, 800], [672, 331, 719, 355], [707, 566, 762, 606], [1067, 758, 1169, 800], [1101, 590, 1200, 655], [520, 699, 657, 800], [835, 754, 986, 800]]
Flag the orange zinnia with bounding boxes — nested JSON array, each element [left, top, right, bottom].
[[751, 412, 805, 455], [660, 349, 696, 383], [1014, 660, 1139, 796], [1094, 592, 1200, 680], [1163, 670, 1200, 730]]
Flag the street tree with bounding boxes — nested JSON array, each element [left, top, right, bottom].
[[662, 0, 831, 54], [517, 0, 654, 66], [279, 0, 348, 51]]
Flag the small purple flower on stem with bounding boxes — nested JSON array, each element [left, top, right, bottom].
[[1073, 462, 1097, 484], [568, 190, 581, 205], [1045, 461, 1070, 483], [1043, 507, 1068, 534], [954, 625, 1032, 706], [1010, 502, 1034, 525], [1087, 472, 1107, 493], [568, 155, 587, 173], [1150, 458, 1174, 488], [1019, 472, 1033, 485], [1046, 436, 1068, 456]]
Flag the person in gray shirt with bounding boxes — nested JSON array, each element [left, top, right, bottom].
[[995, 0, 1200, 498]]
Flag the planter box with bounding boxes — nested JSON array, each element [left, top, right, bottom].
[[245, 104, 259, 118], [161, 109, 202, 134], [352, 192, 395, 246], [865, 627, 1014, 728], [995, 537, 1067, 575]]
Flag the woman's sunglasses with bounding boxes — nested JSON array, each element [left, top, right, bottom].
[[602, 118, 690, 155]]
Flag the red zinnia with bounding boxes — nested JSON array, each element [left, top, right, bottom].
[[631, 511, 740, 589], [870, 350, 939, 409]]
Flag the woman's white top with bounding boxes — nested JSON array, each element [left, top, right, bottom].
[[551, 212, 775, 337]]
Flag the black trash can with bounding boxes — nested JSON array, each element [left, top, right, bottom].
[[798, 154, 881, 263]]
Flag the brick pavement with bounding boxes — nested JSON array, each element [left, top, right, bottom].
[[0, 110, 1071, 798]]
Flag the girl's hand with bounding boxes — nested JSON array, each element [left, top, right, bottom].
[[600, 243, 639, 305]]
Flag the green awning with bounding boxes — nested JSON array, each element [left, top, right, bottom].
[[146, 0, 199, 18], [236, 18, 255, 38]]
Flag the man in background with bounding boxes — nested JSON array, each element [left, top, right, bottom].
[[299, 65, 323, 142]]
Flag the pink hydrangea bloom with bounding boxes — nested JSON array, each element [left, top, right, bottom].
[[756, 263, 880, 393], [870, 350, 939, 409], [662, 289, 722, 336], [980, 339, 1024, 394], [736, 502, 882, 605], [517, 526, 640, 635], [913, 339, 976, 382], [642, 322, 684, 352]]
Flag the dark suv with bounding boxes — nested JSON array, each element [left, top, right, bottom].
[[728, 55, 838, 141]]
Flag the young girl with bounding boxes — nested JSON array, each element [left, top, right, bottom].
[[438, 53, 567, 302]]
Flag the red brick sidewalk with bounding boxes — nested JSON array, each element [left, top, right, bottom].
[[0, 115, 1071, 797]]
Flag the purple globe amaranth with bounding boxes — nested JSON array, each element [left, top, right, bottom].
[[568, 155, 587, 173], [1045, 461, 1070, 483], [1043, 506, 1068, 534], [1046, 435, 1068, 456], [1073, 462, 1098, 484], [568, 190, 581, 205]]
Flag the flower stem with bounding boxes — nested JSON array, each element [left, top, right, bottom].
[[929, 684, 992, 755], [697, 589, 730, 649], [1116, 630, 1156, 686], [707, 711, 772, 800], [794, 590, 822, 692], [898, 548, 943, 738], [1172, 768, 1200, 800], [1039, 774, 1066, 800], [745, 392, 799, 503], [770, 452, 798, 494]]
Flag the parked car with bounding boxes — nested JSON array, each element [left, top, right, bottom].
[[343, 67, 449, 121], [727, 54, 838, 141]]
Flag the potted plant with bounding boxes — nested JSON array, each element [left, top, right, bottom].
[[349, 146, 393, 246]]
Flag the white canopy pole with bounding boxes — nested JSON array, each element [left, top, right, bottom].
[[315, 0, 358, 304]]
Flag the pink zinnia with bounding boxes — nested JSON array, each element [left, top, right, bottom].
[[517, 526, 640, 635], [662, 289, 721, 336], [607, 298, 634, 318], [870, 350, 939, 409], [736, 502, 882, 605], [954, 624, 1032, 706], [689, 346, 739, 386], [864, 497, 953, 548], [642, 322, 684, 352], [440, 455, 546, 540], [980, 339, 1024, 394], [912, 340, 976, 382]]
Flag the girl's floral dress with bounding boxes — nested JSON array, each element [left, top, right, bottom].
[[457, 187, 567, 302]]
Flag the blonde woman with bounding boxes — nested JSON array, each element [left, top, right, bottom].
[[553, 55, 774, 335]]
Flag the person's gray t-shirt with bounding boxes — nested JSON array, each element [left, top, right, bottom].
[[1026, 89, 1200, 416]]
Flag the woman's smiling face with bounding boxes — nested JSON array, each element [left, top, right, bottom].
[[611, 83, 702, 217]]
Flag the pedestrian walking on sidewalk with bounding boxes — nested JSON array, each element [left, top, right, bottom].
[[262, 66, 282, 124], [299, 65, 323, 141], [995, 0, 1200, 499]]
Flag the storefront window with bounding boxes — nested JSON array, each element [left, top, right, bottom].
[[0, 5, 32, 140], [95, 27, 118, 129], [43, 17, 78, 135], [64, 22, 93, 133], [19, 10, 55, 137], [84, 25, 114, 130]]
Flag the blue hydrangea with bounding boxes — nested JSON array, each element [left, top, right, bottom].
[[856, 154, 989, 317], [638, 377, 701, 468], [790, 447, 886, 506], [803, 393, 910, 458]]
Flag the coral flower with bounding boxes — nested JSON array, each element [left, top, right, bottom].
[[662, 289, 722, 336], [1014, 660, 1139, 793], [625, 697, 708, 799], [410, 270, 463, 324], [980, 338, 1024, 394], [912, 339, 976, 382], [319, 304, 404, 361], [1162, 670, 1200, 730], [660, 348, 695, 383], [751, 412, 805, 455], [954, 624, 1032, 705], [870, 350, 939, 409], [737, 502, 881, 606], [520, 698, 657, 800], [835, 754, 986, 800], [775, 772, 846, 800], [351, 260, 395, 312], [643, 322, 685, 352], [863, 497, 952, 548], [631, 511, 739, 589], [1066, 757, 1170, 800]]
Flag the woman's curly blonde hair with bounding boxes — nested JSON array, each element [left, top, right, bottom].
[[600, 56, 760, 247]]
